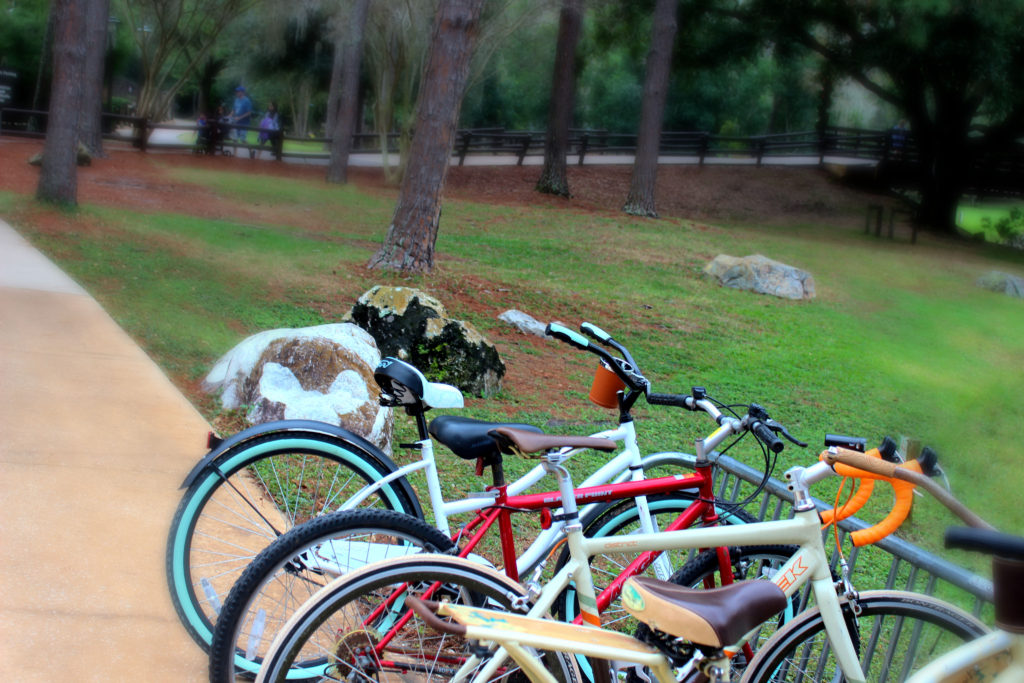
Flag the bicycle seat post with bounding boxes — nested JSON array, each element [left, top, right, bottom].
[[541, 453, 582, 532]]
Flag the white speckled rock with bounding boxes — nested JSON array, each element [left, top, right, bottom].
[[203, 323, 392, 452], [705, 254, 816, 300]]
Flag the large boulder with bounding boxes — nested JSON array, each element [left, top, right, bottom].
[[202, 323, 392, 453], [705, 254, 816, 300], [977, 271, 1024, 299], [347, 286, 505, 397]]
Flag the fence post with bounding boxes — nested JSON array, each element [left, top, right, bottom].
[[517, 134, 531, 166], [756, 137, 765, 167], [577, 132, 588, 166], [457, 130, 472, 166], [273, 130, 283, 161], [137, 117, 148, 152], [699, 133, 708, 166]]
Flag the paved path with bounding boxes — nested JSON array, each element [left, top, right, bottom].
[[0, 220, 208, 680]]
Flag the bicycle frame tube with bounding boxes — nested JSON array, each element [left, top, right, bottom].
[[465, 508, 866, 683], [908, 630, 1022, 682]]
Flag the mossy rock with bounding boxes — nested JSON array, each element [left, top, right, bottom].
[[347, 286, 505, 397]]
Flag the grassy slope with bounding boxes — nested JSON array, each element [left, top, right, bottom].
[[5, 169, 1024, 557]]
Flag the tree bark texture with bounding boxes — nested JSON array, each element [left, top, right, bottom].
[[325, 41, 344, 140], [79, 0, 111, 156], [536, 0, 582, 197], [623, 0, 678, 218], [37, 0, 87, 206], [367, 0, 485, 274], [327, 0, 371, 184]]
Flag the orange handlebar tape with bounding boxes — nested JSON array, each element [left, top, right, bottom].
[[850, 479, 914, 546], [820, 478, 874, 526]]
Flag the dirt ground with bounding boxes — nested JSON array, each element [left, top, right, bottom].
[[1, 137, 891, 227], [0, 137, 895, 415]]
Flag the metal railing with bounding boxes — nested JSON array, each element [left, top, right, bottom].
[[709, 451, 992, 616]]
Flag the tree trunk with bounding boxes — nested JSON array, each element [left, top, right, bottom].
[[37, 0, 87, 206], [197, 56, 224, 119], [79, 0, 111, 157], [367, 0, 485, 274], [536, 0, 583, 197], [623, 0, 678, 218], [907, 96, 973, 235], [915, 132, 970, 234], [326, 42, 344, 141], [327, 0, 371, 185]]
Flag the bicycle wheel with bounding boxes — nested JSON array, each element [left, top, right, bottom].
[[210, 509, 456, 681], [255, 555, 580, 683], [742, 590, 988, 683], [167, 431, 421, 652]]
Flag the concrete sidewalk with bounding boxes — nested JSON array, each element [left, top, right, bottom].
[[0, 219, 208, 680]]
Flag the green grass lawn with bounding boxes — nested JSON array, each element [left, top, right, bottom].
[[6, 169, 1024, 573], [957, 201, 1024, 241]]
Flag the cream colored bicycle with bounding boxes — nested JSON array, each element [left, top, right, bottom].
[[254, 414, 988, 682]]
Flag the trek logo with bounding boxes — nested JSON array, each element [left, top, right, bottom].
[[774, 556, 809, 591]]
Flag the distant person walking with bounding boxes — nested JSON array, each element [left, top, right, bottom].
[[255, 102, 281, 158], [230, 86, 253, 144], [891, 119, 908, 157]]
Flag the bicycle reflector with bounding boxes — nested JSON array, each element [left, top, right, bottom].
[[589, 362, 625, 409]]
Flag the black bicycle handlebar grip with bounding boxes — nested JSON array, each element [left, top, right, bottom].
[[546, 323, 591, 351], [945, 527, 1024, 560], [646, 393, 689, 408], [752, 421, 785, 453], [878, 436, 899, 463]]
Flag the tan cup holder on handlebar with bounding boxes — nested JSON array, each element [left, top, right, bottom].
[[589, 362, 626, 409]]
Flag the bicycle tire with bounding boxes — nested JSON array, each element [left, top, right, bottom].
[[742, 590, 988, 683], [255, 554, 581, 683], [166, 431, 421, 652], [209, 509, 455, 681]]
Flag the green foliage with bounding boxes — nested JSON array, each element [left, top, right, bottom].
[[983, 208, 1024, 244], [0, 0, 49, 106]]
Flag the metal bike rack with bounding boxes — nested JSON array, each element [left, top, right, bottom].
[[707, 453, 993, 615]]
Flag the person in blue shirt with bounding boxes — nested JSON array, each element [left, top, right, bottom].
[[230, 86, 253, 143]]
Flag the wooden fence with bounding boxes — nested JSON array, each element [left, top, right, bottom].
[[3, 108, 1021, 195]]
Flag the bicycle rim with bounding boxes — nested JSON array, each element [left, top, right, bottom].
[[257, 555, 580, 683], [743, 590, 988, 682], [167, 433, 419, 650], [212, 510, 455, 681]]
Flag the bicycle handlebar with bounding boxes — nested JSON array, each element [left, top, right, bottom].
[[549, 321, 802, 456], [823, 447, 995, 544], [547, 323, 593, 352]]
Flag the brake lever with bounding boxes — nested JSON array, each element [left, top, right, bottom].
[[767, 419, 808, 448]]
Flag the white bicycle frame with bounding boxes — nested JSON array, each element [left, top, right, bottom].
[[333, 418, 682, 579], [459, 452, 867, 683], [908, 619, 1024, 681]]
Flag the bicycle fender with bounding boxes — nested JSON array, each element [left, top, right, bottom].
[[179, 419, 409, 498]]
